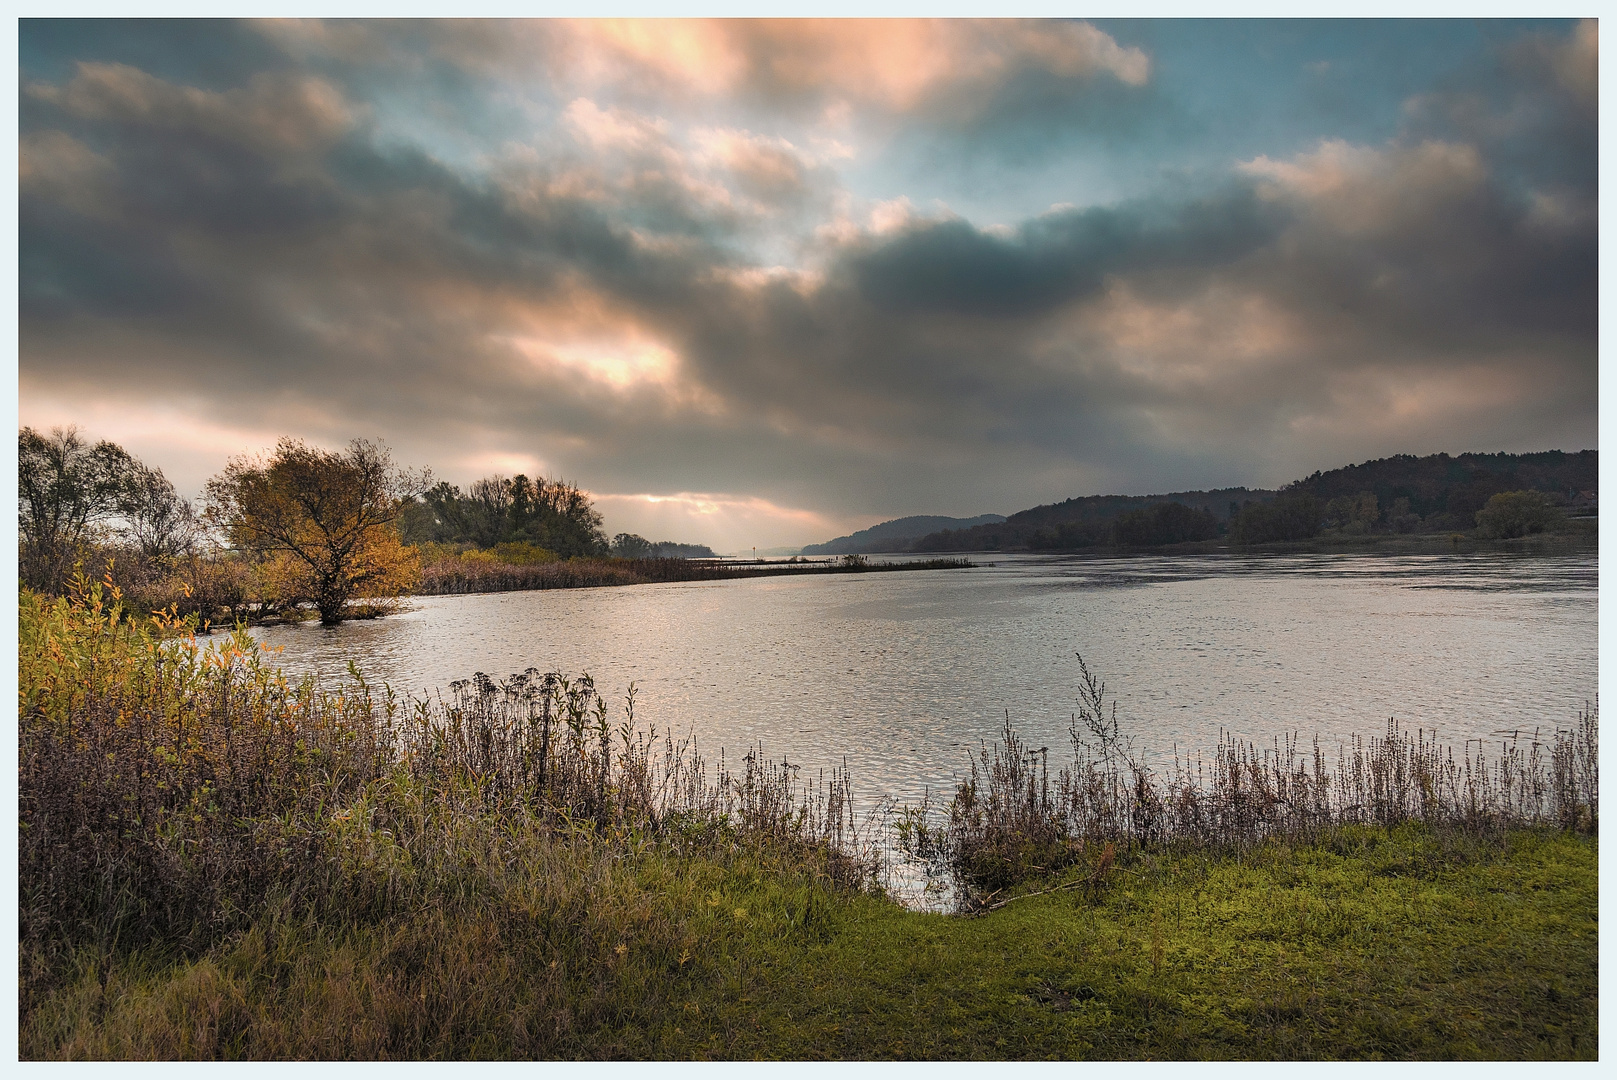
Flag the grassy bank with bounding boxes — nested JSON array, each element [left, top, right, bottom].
[[22, 826, 1597, 1059], [18, 583, 1597, 1059]]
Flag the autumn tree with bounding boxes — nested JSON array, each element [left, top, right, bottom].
[[205, 438, 429, 624], [18, 425, 141, 590]]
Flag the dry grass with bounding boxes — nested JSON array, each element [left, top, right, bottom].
[[899, 654, 1597, 906]]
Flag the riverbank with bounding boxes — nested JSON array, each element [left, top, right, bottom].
[[19, 585, 1597, 1060], [912, 519, 1597, 558], [22, 826, 1597, 1059]]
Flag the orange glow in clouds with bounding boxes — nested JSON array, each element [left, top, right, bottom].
[[555, 19, 1149, 109], [593, 491, 857, 553]]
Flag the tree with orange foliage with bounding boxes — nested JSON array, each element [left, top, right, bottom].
[[205, 438, 429, 624]]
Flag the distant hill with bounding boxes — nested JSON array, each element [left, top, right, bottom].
[[907, 449, 1597, 553], [801, 514, 1007, 555], [912, 489, 1270, 552], [1287, 450, 1597, 531]]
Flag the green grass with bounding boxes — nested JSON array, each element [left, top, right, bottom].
[[23, 825, 1596, 1060]]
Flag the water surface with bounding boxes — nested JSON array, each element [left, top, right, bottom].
[[250, 552, 1597, 809]]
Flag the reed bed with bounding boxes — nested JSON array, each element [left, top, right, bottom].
[[899, 655, 1597, 905], [418, 555, 975, 595]]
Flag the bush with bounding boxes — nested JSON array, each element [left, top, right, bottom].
[[1474, 490, 1566, 539]]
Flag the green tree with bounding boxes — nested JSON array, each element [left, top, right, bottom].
[[205, 438, 429, 625], [611, 532, 654, 558], [1474, 490, 1565, 539], [407, 473, 608, 556], [18, 426, 141, 591]]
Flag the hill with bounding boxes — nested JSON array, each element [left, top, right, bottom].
[[908, 449, 1596, 553], [911, 489, 1271, 552], [801, 514, 1006, 555], [1288, 450, 1597, 531]]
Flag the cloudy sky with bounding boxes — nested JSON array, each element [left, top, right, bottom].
[[18, 18, 1597, 551]]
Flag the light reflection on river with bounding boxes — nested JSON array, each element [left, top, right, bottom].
[[249, 552, 1596, 811]]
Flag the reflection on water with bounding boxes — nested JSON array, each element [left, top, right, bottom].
[[250, 552, 1596, 810]]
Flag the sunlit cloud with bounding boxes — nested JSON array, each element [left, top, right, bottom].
[[544, 19, 1150, 111], [454, 451, 546, 479], [1294, 365, 1536, 436], [1240, 138, 1487, 234], [502, 332, 680, 391], [1073, 282, 1307, 389]]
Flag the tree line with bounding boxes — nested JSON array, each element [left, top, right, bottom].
[[910, 450, 1593, 552], [18, 426, 710, 626]]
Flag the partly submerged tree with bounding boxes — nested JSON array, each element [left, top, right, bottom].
[[205, 438, 429, 624], [610, 532, 655, 558], [18, 425, 141, 591]]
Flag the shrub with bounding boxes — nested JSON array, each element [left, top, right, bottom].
[[1474, 490, 1566, 539]]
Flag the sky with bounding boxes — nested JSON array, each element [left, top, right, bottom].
[[17, 18, 1598, 552]]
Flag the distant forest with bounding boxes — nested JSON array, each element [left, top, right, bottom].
[[802, 514, 1006, 555], [913, 488, 1270, 552], [1287, 450, 1597, 528], [906, 450, 1596, 553]]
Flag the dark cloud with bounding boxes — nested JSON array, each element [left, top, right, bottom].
[[845, 190, 1280, 318], [17, 20, 1598, 547]]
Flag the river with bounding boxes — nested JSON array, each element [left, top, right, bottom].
[[249, 551, 1597, 813]]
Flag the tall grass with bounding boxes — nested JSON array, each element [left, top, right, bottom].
[[19, 572, 875, 1024], [899, 655, 1597, 905]]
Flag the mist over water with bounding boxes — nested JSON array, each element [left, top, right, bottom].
[[250, 553, 1597, 810]]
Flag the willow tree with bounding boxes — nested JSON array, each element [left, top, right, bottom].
[[206, 438, 429, 624]]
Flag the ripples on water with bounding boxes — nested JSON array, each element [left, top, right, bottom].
[[250, 552, 1597, 811]]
